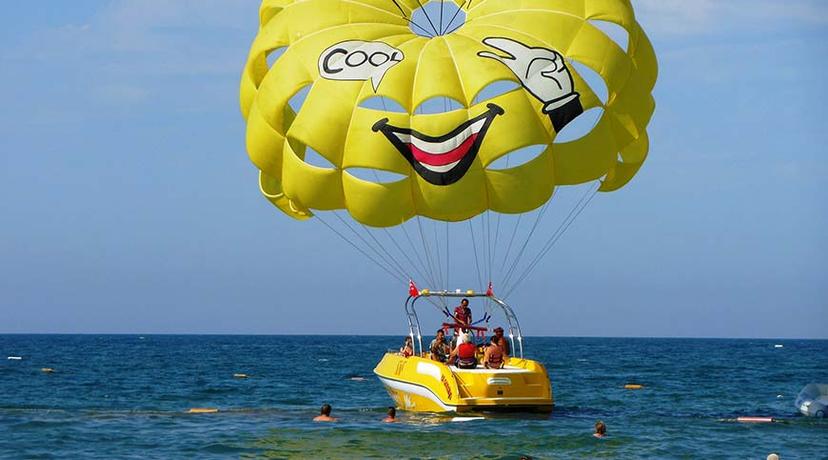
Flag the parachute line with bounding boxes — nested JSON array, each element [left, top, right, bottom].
[[500, 201, 552, 290], [499, 213, 522, 277], [360, 222, 416, 283], [416, 216, 444, 307], [439, 0, 444, 34], [401, 220, 437, 288], [381, 228, 431, 284], [503, 182, 600, 297], [492, 211, 502, 275], [331, 211, 409, 281], [315, 213, 405, 283], [391, 0, 407, 18], [414, 0, 440, 36], [432, 220, 445, 295], [445, 221, 450, 290], [444, 1, 467, 34], [468, 219, 484, 291]]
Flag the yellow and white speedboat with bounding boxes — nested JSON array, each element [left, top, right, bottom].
[[374, 290, 552, 413]]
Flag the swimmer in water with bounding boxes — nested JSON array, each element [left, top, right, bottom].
[[593, 420, 606, 438], [313, 404, 338, 422], [383, 407, 396, 423]]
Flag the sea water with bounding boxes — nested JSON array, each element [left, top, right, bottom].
[[0, 335, 825, 459]]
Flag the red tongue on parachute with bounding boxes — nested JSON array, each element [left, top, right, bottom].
[[409, 134, 479, 167]]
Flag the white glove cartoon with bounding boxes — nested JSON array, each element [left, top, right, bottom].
[[478, 37, 583, 131]]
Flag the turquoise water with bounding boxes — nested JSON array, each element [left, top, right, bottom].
[[1, 335, 825, 459]]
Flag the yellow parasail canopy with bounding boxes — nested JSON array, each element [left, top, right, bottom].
[[240, 0, 657, 228]]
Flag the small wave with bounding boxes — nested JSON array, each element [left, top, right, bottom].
[[12, 419, 75, 429], [199, 442, 248, 454], [198, 387, 236, 395]]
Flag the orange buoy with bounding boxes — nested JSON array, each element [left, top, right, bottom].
[[624, 384, 643, 390], [187, 408, 219, 414]]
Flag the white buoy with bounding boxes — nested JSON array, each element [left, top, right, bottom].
[[774, 344, 784, 348], [737, 416, 774, 423], [7, 356, 22, 360], [451, 416, 485, 422]]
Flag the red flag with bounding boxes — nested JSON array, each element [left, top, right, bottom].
[[486, 281, 494, 297], [408, 280, 420, 297]]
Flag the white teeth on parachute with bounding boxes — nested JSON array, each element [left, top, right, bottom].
[[420, 159, 462, 173]]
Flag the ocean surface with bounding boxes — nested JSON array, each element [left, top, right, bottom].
[[0, 335, 825, 459]]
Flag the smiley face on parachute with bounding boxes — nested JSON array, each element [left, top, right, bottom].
[[240, 1, 657, 226], [319, 36, 582, 186]]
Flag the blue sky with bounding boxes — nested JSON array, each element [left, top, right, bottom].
[[1, 1, 826, 338]]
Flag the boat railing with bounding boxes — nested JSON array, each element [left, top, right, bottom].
[[405, 290, 524, 359]]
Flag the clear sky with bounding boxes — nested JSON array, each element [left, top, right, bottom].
[[1, 1, 826, 338]]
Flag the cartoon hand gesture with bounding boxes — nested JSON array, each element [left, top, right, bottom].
[[479, 37, 583, 131]]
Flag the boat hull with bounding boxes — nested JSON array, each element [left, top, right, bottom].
[[373, 353, 553, 413]]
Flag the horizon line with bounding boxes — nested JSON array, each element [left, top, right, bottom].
[[0, 332, 825, 340]]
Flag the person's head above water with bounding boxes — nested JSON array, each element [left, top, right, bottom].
[[594, 420, 606, 436], [387, 407, 396, 418], [320, 404, 332, 416]]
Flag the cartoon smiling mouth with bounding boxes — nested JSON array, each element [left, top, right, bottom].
[[372, 103, 504, 186]]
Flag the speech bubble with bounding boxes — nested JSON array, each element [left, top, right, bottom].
[[318, 40, 405, 92]]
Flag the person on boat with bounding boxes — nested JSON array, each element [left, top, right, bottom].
[[400, 336, 414, 357], [493, 326, 511, 356], [429, 329, 450, 363], [449, 333, 478, 369], [593, 420, 606, 438], [313, 404, 338, 422], [383, 407, 396, 423], [483, 336, 505, 369], [495, 336, 511, 363], [453, 298, 472, 330]]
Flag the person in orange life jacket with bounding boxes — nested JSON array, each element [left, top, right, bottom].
[[449, 333, 478, 369], [453, 298, 472, 329], [493, 326, 511, 356], [483, 336, 505, 369]]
